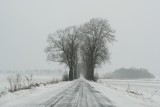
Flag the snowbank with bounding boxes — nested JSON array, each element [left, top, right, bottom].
[[88, 79, 160, 107]]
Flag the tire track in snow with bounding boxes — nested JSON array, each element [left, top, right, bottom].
[[43, 79, 115, 107]]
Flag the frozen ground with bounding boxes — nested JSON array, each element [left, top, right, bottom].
[[0, 74, 61, 93], [0, 74, 9, 93], [94, 79, 160, 107], [0, 77, 160, 107], [0, 81, 71, 107], [98, 79, 160, 98], [0, 78, 115, 107]]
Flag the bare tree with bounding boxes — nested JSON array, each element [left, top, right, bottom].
[[25, 74, 33, 86], [7, 74, 22, 92], [7, 75, 14, 91], [45, 26, 81, 80], [80, 18, 115, 80]]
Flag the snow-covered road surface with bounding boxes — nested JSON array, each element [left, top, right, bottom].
[[0, 79, 115, 107], [43, 79, 114, 107], [1, 78, 159, 107]]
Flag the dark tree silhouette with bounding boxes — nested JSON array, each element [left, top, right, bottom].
[[45, 26, 81, 80], [80, 18, 115, 81], [45, 18, 115, 81], [110, 67, 155, 79]]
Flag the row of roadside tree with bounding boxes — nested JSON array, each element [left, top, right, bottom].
[[45, 18, 115, 81]]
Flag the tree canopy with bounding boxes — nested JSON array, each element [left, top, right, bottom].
[[45, 18, 115, 81]]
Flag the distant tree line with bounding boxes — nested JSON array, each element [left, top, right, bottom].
[[0, 69, 63, 75], [103, 67, 155, 79], [45, 18, 115, 81]]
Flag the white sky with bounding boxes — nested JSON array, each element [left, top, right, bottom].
[[0, 0, 160, 77]]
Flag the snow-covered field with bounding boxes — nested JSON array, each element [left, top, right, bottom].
[[0, 74, 61, 93], [92, 79, 160, 107], [0, 74, 9, 93], [1, 75, 160, 107], [0, 81, 71, 107]]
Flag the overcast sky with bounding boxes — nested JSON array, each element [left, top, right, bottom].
[[0, 0, 160, 77]]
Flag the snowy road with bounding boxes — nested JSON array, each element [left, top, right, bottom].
[[1, 78, 159, 107], [42, 79, 114, 107], [0, 79, 115, 107]]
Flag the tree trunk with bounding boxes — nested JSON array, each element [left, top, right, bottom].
[[74, 69, 77, 79], [69, 67, 73, 81], [86, 65, 90, 80], [90, 66, 94, 81], [89, 62, 94, 81]]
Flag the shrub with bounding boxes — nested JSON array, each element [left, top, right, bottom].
[[7, 74, 22, 92], [62, 71, 69, 81], [94, 73, 99, 82]]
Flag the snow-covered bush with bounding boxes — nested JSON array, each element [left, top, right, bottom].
[[94, 73, 99, 82], [7, 74, 61, 93], [7, 74, 22, 92], [62, 71, 69, 81]]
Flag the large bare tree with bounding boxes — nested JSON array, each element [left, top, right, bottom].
[[80, 18, 115, 80], [45, 26, 81, 80]]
